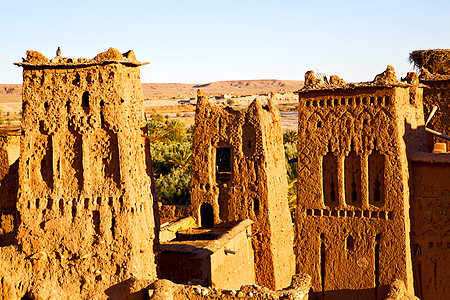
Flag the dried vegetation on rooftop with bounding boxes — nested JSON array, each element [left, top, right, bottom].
[[409, 49, 450, 75]]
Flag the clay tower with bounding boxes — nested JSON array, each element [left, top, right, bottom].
[[190, 90, 295, 290], [295, 67, 427, 299], [14, 48, 157, 297]]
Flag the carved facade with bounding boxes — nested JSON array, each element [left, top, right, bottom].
[[296, 68, 427, 299]]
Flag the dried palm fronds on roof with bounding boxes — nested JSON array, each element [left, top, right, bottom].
[[409, 49, 450, 75]]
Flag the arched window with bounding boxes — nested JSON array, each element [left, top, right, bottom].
[[345, 151, 361, 206], [200, 203, 214, 228], [323, 151, 337, 206], [369, 150, 385, 206]]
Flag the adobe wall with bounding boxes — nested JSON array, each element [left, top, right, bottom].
[[296, 68, 426, 299], [0, 48, 158, 299], [160, 220, 255, 290], [409, 153, 450, 299], [0, 133, 20, 180], [190, 90, 295, 290]]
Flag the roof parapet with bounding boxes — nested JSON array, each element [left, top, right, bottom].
[[15, 47, 148, 67]]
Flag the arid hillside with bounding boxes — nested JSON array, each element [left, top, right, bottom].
[[0, 80, 303, 101], [142, 79, 303, 99]]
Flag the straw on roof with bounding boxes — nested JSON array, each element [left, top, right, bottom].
[[409, 49, 450, 75]]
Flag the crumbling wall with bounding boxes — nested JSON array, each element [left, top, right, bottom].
[[190, 90, 295, 290], [148, 274, 311, 300], [296, 68, 425, 299], [0, 48, 158, 299]]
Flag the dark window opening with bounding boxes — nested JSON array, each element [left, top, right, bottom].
[[346, 235, 355, 251], [200, 203, 214, 228], [46, 198, 53, 210], [374, 177, 381, 202], [82, 92, 90, 109], [216, 147, 231, 182], [330, 179, 336, 202], [72, 73, 81, 86], [59, 199, 64, 215], [351, 175, 358, 202], [111, 217, 116, 239], [375, 243, 380, 299], [321, 241, 326, 299], [254, 198, 260, 213]]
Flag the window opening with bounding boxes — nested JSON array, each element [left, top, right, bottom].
[[216, 147, 231, 182]]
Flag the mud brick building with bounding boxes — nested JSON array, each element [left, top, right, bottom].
[[295, 67, 428, 299], [0, 48, 158, 299], [189, 90, 295, 290]]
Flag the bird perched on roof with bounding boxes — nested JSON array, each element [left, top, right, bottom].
[[56, 47, 61, 57]]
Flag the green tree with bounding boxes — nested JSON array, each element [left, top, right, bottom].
[[165, 120, 187, 142], [166, 147, 191, 172], [283, 129, 298, 143], [284, 141, 298, 220]]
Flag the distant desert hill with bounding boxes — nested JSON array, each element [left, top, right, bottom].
[[143, 79, 303, 99], [0, 80, 303, 101], [0, 84, 22, 96]]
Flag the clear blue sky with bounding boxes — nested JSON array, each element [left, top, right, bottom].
[[1, 0, 449, 84]]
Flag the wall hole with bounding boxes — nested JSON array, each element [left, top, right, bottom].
[[46, 198, 53, 210], [200, 203, 214, 228], [93, 211, 101, 235], [82, 92, 90, 109], [111, 217, 116, 239], [253, 198, 260, 213], [59, 199, 64, 214], [72, 73, 80, 86]]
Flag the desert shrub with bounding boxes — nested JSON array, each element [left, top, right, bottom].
[[226, 99, 235, 106], [176, 112, 181, 117], [156, 166, 191, 205]]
